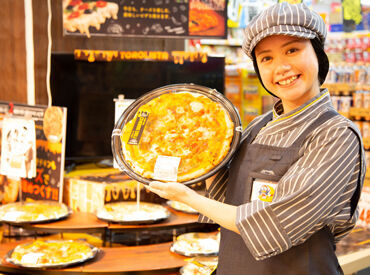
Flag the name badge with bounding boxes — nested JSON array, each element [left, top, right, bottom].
[[251, 178, 277, 202]]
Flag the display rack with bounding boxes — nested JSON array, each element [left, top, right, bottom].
[[0, 207, 201, 274], [0, 241, 185, 275]]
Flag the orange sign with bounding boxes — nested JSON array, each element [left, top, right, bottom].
[[74, 49, 208, 64]]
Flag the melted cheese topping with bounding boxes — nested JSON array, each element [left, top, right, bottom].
[[121, 92, 234, 182], [10, 240, 93, 267], [172, 232, 220, 255], [63, 1, 119, 38], [0, 202, 69, 223], [97, 202, 169, 222]]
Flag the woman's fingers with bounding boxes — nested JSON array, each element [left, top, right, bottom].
[[145, 181, 174, 199], [145, 181, 187, 201]]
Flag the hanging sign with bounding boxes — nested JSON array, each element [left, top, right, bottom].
[[0, 102, 67, 202], [74, 49, 208, 64], [62, 0, 227, 39]]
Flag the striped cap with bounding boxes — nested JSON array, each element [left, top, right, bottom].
[[242, 2, 327, 59]]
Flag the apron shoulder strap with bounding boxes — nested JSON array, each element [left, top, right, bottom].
[[291, 109, 339, 147], [241, 111, 273, 145], [227, 112, 273, 168], [347, 127, 364, 217]]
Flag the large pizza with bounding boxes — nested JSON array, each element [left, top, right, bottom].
[[0, 201, 70, 224], [7, 240, 97, 268], [63, 0, 119, 38], [120, 92, 234, 182]]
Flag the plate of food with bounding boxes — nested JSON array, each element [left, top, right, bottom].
[[112, 83, 242, 185], [96, 201, 170, 225], [180, 256, 218, 275], [171, 232, 220, 257], [0, 201, 71, 224], [166, 200, 198, 214], [5, 239, 99, 269]]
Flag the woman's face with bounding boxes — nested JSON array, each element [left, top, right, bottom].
[[255, 35, 320, 113]]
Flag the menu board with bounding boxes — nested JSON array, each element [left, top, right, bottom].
[[0, 102, 67, 203], [62, 0, 227, 38]]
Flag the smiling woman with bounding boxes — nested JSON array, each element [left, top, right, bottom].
[[146, 2, 366, 275], [254, 36, 320, 113]]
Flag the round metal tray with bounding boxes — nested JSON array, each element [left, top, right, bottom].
[[179, 256, 218, 275], [170, 232, 219, 257], [96, 202, 171, 225], [5, 240, 99, 269], [0, 201, 72, 225], [166, 200, 198, 214], [112, 83, 242, 185]]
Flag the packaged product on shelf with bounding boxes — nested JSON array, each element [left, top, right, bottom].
[[331, 95, 340, 111], [340, 96, 352, 114], [362, 122, 370, 139], [357, 186, 370, 229], [241, 68, 265, 127], [364, 91, 370, 109], [353, 90, 364, 108], [225, 65, 242, 113], [365, 151, 370, 168], [353, 121, 363, 136]]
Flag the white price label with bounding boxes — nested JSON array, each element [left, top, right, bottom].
[[153, 155, 181, 182]]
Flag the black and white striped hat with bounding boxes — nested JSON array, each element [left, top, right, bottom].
[[242, 2, 327, 59]]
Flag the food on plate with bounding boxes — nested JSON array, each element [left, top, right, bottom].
[[0, 201, 70, 223], [167, 200, 198, 214], [171, 232, 220, 256], [43, 106, 64, 143], [180, 256, 218, 275], [63, 0, 119, 38], [120, 92, 234, 182], [96, 201, 170, 223], [7, 240, 96, 268], [0, 176, 19, 204], [189, 10, 219, 34]]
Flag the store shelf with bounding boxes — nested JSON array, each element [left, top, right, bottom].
[[323, 83, 357, 95], [363, 138, 370, 150], [200, 38, 242, 46], [350, 108, 370, 121]]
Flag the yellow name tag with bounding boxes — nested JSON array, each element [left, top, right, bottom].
[[251, 179, 277, 202]]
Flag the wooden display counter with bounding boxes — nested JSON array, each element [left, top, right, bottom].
[[3, 208, 199, 247], [4, 212, 108, 246], [0, 241, 186, 274], [107, 206, 199, 232]]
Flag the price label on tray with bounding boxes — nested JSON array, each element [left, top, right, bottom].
[[153, 155, 181, 182]]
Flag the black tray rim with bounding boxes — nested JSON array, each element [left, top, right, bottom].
[[96, 202, 171, 225], [170, 232, 219, 257], [5, 240, 99, 270], [0, 201, 72, 225], [111, 83, 242, 185], [166, 200, 198, 214]]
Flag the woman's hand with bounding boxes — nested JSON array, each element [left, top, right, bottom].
[[146, 180, 239, 234], [145, 181, 196, 203]]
